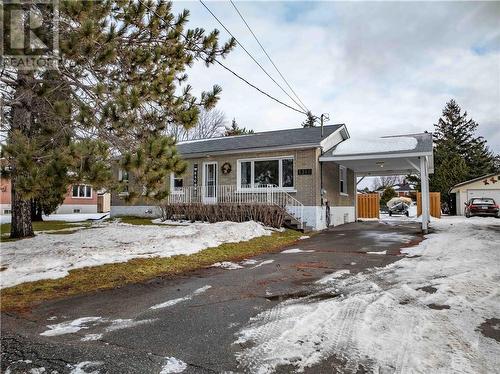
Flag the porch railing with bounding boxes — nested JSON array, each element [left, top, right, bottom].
[[166, 185, 304, 226]]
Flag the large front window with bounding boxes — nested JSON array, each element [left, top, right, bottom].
[[254, 160, 279, 187], [238, 157, 294, 190]]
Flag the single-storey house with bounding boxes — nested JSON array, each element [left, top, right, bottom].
[[375, 181, 417, 199], [450, 173, 500, 215], [111, 125, 435, 232], [0, 180, 110, 215]]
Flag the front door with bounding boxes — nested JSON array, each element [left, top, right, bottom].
[[203, 162, 218, 204]]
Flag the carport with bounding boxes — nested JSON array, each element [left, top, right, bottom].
[[320, 132, 434, 233]]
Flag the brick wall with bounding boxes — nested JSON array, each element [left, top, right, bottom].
[[62, 186, 98, 206], [112, 148, 321, 207]]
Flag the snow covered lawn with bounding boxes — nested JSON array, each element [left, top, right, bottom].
[[235, 216, 500, 373], [0, 220, 272, 288]]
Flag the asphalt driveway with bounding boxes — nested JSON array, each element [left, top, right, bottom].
[[1, 220, 423, 373]]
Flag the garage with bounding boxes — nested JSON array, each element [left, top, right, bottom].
[[467, 189, 500, 202], [451, 173, 500, 215]]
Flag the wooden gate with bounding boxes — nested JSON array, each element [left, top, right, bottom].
[[417, 192, 441, 218], [357, 194, 380, 219]]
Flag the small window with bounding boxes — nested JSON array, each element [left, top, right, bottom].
[[72, 185, 92, 198], [3, 209, 11, 214], [240, 161, 252, 188], [339, 166, 347, 194], [73, 208, 81, 213], [282, 159, 294, 188], [170, 173, 184, 193], [173, 176, 183, 189]]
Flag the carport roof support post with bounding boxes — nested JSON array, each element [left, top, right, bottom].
[[420, 156, 430, 233]]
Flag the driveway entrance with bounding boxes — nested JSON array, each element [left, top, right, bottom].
[[1, 221, 423, 374]]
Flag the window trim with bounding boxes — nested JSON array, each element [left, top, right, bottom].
[[72, 184, 93, 199], [170, 173, 185, 195], [339, 165, 348, 196], [237, 156, 296, 192]]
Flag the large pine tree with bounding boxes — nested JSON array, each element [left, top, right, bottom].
[[430, 99, 498, 206], [1, 0, 235, 238]]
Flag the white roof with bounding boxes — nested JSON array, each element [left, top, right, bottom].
[[331, 136, 418, 156]]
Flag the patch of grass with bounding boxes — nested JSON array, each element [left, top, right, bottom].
[[116, 216, 182, 226], [0, 229, 303, 311], [116, 216, 158, 226], [0, 221, 90, 242]]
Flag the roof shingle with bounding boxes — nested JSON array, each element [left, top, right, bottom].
[[176, 124, 344, 156]]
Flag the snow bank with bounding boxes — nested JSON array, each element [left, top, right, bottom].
[[235, 216, 500, 373], [0, 221, 271, 288]]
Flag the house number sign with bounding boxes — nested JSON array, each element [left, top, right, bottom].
[[298, 168, 312, 175]]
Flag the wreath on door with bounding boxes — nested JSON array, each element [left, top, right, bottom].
[[221, 162, 232, 174]]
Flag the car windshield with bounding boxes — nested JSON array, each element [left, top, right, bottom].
[[471, 198, 495, 205]]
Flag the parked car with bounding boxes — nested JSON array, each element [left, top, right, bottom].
[[464, 198, 500, 218]]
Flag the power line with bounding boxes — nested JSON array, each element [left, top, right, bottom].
[[212, 59, 307, 115], [198, 0, 308, 113], [229, 0, 310, 113], [135, 0, 308, 116]]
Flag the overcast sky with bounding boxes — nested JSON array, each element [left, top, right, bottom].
[[173, 1, 500, 158]]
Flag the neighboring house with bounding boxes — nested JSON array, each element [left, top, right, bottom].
[[111, 125, 435, 231], [0, 180, 110, 215], [393, 182, 417, 198], [450, 173, 500, 215], [375, 182, 417, 199]]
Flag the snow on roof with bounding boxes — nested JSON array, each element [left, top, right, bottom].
[[332, 136, 418, 156]]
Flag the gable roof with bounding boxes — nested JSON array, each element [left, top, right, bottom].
[[176, 124, 346, 157], [450, 173, 500, 191]]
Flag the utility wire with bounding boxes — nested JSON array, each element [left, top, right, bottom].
[[229, 0, 310, 113], [136, 0, 308, 116], [198, 0, 308, 113], [212, 59, 307, 115]]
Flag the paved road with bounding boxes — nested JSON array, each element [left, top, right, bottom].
[[1, 221, 423, 373]]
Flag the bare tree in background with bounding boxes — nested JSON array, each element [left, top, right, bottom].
[[372, 176, 405, 191], [166, 109, 226, 141]]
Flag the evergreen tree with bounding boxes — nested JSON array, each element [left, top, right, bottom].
[[301, 111, 317, 128], [430, 99, 497, 206], [1, 0, 235, 238], [225, 118, 253, 136], [380, 187, 397, 208]]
